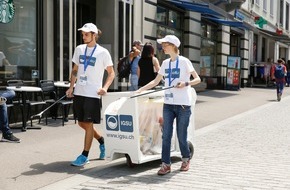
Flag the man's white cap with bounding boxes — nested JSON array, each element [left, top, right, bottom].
[[157, 35, 180, 48], [78, 23, 98, 34]]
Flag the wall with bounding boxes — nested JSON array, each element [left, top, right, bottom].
[[42, 0, 54, 80], [217, 25, 230, 87], [184, 11, 201, 74], [96, 0, 118, 90]]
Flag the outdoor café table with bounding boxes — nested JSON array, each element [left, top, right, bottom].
[[54, 81, 74, 95], [54, 81, 71, 88], [6, 86, 43, 131]]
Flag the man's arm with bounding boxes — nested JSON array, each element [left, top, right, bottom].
[[66, 63, 78, 97], [103, 66, 115, 90], [97, 65, 115, 95]]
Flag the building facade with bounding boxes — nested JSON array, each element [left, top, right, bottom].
[[0, 0, 289, 90], [239, 0, 290, 87]]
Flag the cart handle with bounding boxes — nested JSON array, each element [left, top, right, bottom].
[[130, 85, 177, 99]]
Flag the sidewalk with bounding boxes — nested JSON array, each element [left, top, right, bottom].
[[39, 87, 290, 190]]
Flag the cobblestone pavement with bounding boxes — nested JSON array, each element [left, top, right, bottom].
[[39, 93, 290, 190]]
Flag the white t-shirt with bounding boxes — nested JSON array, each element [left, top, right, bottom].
[[72, 44, 113, 98], [159, 55, 195, 106], [0, 52, 6, 67]]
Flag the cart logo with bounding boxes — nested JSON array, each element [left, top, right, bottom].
[[120, 115, 133, 132], [106, 114, 133, 132], [106, 115, 118, 131]]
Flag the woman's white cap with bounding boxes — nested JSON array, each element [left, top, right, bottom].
[[78, 23, 98, 34], [157, 35, 180, 48]]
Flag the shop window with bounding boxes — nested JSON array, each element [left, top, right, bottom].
[[156, 6, 181, 29], [200, 23, 217, 78], [168, 10, 181, 28], [54, 0, 96, 81], [286, 3, 289, 30], [0, 0, 37, 84], [262, 0, 267, 12], [280, 0, 284, 27], [270, 0, 274, 17], [118, 0, 133, 58], [156, 5, 182, 63], [253, 34, 258, 62], [201, 24, 216, 41], [262, 37, 266, 62], [156, 6, 167, 25], [230, 33, 239, 56]]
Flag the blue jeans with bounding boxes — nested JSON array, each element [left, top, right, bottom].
[[162, 104, 191, 164], [276, 81, 284, 95], [0, 90, 16, 135], [287, 72, 290, 84], [129, 74, 138, 91]]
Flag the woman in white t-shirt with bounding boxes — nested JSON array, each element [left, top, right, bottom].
[[136, 35, 201, 175]]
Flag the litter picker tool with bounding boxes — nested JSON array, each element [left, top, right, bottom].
[[30, 94, 68, 119], [105, 85, 177, 115], [129, 85, 176, 99]]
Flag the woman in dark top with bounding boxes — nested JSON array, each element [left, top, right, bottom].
[[137, 43, 160, 87]]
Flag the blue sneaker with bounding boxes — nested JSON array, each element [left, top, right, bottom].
[[71, 155, 89, 166], [99, 144, 105, 160]]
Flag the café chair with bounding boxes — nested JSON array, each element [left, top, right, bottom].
[[7, 79, 47, 127], [6, 99, 15, 125], [40, 80, 74, 126]]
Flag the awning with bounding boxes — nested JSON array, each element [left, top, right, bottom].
[[203, 16, 246, 28], [258, 28, 290, 44], [168, 0, 222, 17], [168, 0, 248, 29]]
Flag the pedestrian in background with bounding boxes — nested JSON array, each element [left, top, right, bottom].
[[129, 45, 141, 91], [136, 35, 201, 175], [137, 42, 160, 88], [264, 58, 273, 86], [132, 40, 143, 52], [281, 58, 288, 86], [66, 23, 115, 166], [271, 58, 287, 101], [286, 60, 290, 87], [0, 89, 20, 143]]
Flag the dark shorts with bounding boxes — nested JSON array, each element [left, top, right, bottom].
[[73, 95, 101, 124]]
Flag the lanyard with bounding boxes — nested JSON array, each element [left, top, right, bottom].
[[168, 56, 179, 86], [83, 45, 97, 72]]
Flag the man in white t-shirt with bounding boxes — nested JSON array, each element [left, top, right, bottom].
[[66, 23, 115, 166]]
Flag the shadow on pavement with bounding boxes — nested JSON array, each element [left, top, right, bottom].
[[197, 90, 239, 98], [79, 157, 182, 185], [15, 161, 91, 178]]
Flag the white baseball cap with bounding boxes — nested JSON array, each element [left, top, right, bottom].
[[78, 23, 98, 34], [157, 35, 181, 48]]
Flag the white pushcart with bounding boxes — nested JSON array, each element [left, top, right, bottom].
[[102, 88, 197, 167]]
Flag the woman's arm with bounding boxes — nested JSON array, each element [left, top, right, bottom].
[[153, 57, 160, 73]]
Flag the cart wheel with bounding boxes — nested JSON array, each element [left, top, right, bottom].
[[188, 141, 194, 160], [125, 154, 135, 168]]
